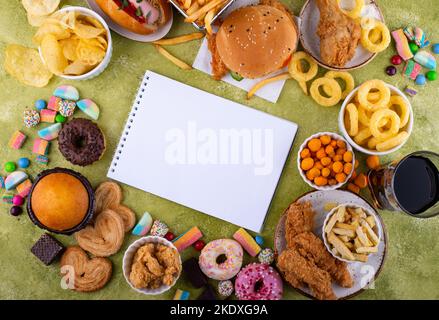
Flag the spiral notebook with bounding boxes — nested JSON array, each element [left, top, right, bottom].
[[107, 71, 298, 232]]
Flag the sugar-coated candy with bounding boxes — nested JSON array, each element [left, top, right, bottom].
[[432, 44, 439, 54], [2, 194, 13, 204], [35, 99, 46, 110], [8, 131, 26, 149], [173, 226, 203, 252], [426, 70, 438, 81], [173, 289, 190, 300], [53, 85, 79, 101], [131, 211, 153, 236], [5, 171, 28, 190], [32, 138, 50, 155], [18, 157, 30, 168], [197, 285, 217, 300], [35, 155, 49, 165], [404, 86, 418, 97], [218, 280, 234, 297], [150, 220, 169, 237], [55, 114, 67, 123], [391, 55, 403, 65], [165, 232, 175, 241], [31, 233, 65, 265], [40, 109, 57, 123], [17, 179, 32, 198], [4, 161, 16, 173], [38, 123, 62, 141], [258, 248, 275, 265], [23, 109, 40, 128], [416, 74, 427, 85], [193, 239, 205, 251], [77, 99, 100, 120], [10, 206, 23, 216], [12, 195, 24, 206], [392, 29, 414, 60], [58, 100, 76, 117], [255, 235, 264, 246], [386, 66, 397, 76], [404, 27, 429, 48], [403, 60, 421, 80], [233, 228, 261, 257], [0, 176, 4, 188], [409, 42, 419, 54], [414, 51, 437, 70], [47, 96, 62, 111], [182, 257, 208, 288]]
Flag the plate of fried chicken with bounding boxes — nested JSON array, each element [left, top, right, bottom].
[[299, 0, 385, 70], [275, 190, 387, 300]]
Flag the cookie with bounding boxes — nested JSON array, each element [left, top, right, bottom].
[[95, 181, 122, 213], [74, 209, 125, 257], [60, 246, 112, 292], [112, 205, 136, 232]]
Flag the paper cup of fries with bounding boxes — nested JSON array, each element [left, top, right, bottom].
[[37, 6, 112, 81], [339, 82, 413, 156], [322, 204, 382, 263]]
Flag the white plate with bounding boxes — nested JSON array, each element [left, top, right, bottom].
[[299, 0, 385, 70], [274, 189, 387, 300], [86, 0, 173, 42]]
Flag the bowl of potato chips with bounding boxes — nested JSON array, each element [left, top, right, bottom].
[[339, 80, 413, 156], [35, 6, 112, 80]]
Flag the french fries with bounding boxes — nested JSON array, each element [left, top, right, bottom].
[[185, 0, 225, 23], [154, 45, 192, 70], [204, 9, 215, 35], [247, 73, 291, 99], [153, 32, 204, 45], [324, 205, 380, 262]]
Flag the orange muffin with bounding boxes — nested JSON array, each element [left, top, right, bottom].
[[28, 168, 94, 234]]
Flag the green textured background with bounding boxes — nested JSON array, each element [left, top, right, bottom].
[[1, 0, 438, 300]]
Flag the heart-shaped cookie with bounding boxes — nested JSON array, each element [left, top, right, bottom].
[[113, 205, 136, 232], [60, 246, 112, 292], [75, 209, 125, 257]]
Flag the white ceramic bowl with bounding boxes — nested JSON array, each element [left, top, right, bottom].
[[322, 203, 382, 263], [297, 132, 355, 191], [122, 236, 182, 295], [39, 6, 112, 80], [339, 83, 414, 156]]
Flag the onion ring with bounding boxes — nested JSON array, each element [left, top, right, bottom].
[[345, 103, 359, 136], [354, 127, 372, 145], [357, 80, 391, 111], [376, 131, 409, 152], [388, 95, 410, 128], [310, 77, 342, 107], [369, 109, 401, 140], [288, 51, 318, 82], [324, 71, 355, 99], [337, 0, 364, 19], [361, 20, 391, 53]]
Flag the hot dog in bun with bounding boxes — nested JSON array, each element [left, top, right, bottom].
[[95, 0, 171, 35]]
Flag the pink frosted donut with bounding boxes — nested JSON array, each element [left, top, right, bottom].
[[235, 263, 283, 300], [198, 239, 243, 280]]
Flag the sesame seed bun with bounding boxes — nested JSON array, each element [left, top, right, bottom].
[[215, 5, 298, 79]]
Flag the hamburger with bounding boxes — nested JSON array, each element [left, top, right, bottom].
[[96, 0, 171, 35], [208, 0, 298, 80]]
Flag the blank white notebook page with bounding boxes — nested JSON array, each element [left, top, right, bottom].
[[108, 71, 298, 232]]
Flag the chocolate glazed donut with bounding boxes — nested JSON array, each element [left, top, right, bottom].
[[58, 118, 106, 166]]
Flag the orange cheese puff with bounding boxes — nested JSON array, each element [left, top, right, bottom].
[[354, 173, 368, 189], [328, 179, 337, 186], [316, 148, 327, 159], [333, 155, 343, 162], [320, 135, 331, 145], [337, 140, 346, 149], [354, 159, 359, 169], [301, 158, 314, 171], [321, 157, 332, 167], [314, 176, 328, 186], [336, 148, 347, 156], [330, 140, 337, 147], [366, 155, 380, 170], [332, 161, 343, 173], [308, 138, 322, 152], [344, 162, 353, 175], [343, 151, 353, 163], [308, 168, 321, 179], [325, 145, 335, 157], [347, 183, 360, 194], [314, 161, 324, 170], [335, 172, 347, 183], [300, 148, 311, 159], [350, 170, 358, 181], [321, 167, 331, 177], [306, 171, 314, 181]]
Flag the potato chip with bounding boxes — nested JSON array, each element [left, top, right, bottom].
[[4, 44, 53, 87], [73, 21, 105, 39], [59, 38, 79, 61], [40, 34, 68, 75], [27, 11, 49, 27], [76, 40, 106, 65], [33, 21, 71, 44], [82, 16, 105, 29], [22, 0, 60, 16], [63, 59, 96, 75], [81, 38, 106, 51]]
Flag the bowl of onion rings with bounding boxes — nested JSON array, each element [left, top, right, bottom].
[[339, 79, 414, 156]]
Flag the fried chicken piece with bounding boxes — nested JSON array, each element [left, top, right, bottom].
[[292, 232, 353, 288], [277, 248, 336, 300], [316, 0, 361, 67], [285, 201, 315, 247], [208, 34, 228, 80], [156, 245, 182, 286]]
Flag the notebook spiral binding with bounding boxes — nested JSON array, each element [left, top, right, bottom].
[[110, 73, 150, 173]]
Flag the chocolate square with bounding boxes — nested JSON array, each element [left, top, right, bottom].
[[183, 257, 208, 288], [31, 233, 65, 265]]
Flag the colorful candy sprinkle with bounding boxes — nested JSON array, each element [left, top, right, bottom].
[[414, 51, 437, 69], [47, 96, 62, 111], [35, 155, 49, 165], [23, 109, 40, 128], [38, 123, 62, 141], [173, 226, 203, 252], [8, 131, 26, 149], [2, 194, 13, 204], [76, 99, 100, 120], [53, 85, 79, 101], [40, 109, 57, 123], [218, 280, 234, 297], [404, 86, 418, 97], [58, 100, 76, 117], [392, 29, 414, 61], [233, 228, 261, 257], [35, 99, 46, 110], [32, 138, 50, 155], [18, 157, 30, 168], [4, 162, 16, 173], [173, 289, 190, 300], [150, 220, 169, 237], [16, 179, 32, 197], [415, 74, 427, 85], [5, 171, 28, 190], [131, 211, 153, 236], [403, 60, 421, 80], [404, 27, 430, 48], [258, 248, 275, 265]]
